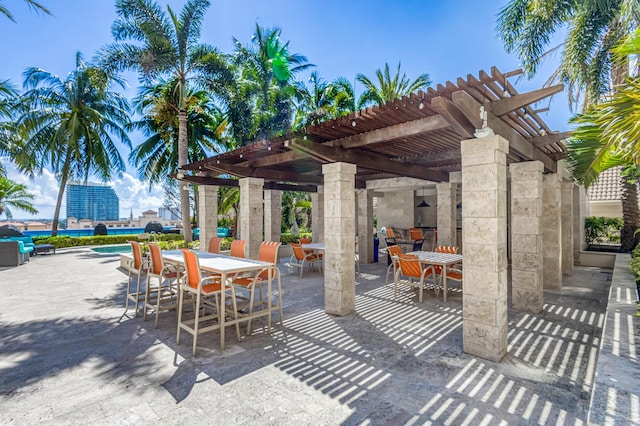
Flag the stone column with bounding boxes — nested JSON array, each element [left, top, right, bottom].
[[437, 181, 457, 247], [264, 190, 282, 243], [461, 135, 508, 362], [561, 181, 574, 275], [198, 185, 218, 251], [311, 186, 324, 242], [239, 177, 264, 259], [543, 173, 562, 289], [356, 188, 374, 263], [323, 162, 356, 316], [573, 185, 588, 264], [510, 161, 544, 314]]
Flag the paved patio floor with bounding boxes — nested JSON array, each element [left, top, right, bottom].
[[0, 248, 611, 425]]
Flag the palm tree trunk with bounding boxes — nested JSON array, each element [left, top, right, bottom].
[[178, 106, 192, 243], [51, 153, 71, 237]]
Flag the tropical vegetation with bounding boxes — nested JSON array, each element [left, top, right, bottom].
[[0, 176, 38, 218], [0, 0, 51, 23]]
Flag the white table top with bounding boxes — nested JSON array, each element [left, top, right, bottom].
[[301, 243, 325, 251], [407, 251, 463, 265], [163, 250, 273, 274]]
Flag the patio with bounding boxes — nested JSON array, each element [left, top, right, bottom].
[[0, 247, 612, 424]]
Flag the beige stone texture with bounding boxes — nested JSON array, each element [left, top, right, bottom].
[[573, 185, 587, 263], [512, 287, 544, 314], [510, 234, 542, 254], [376, 190, 415, 233], [311, 186, 324, 242], [356, 189, 373, 263], [543, 173, 562, 289], [511, 269, 543, 291], [511, 198, 543, 218], [322, 162, 356, 316], [511, 251, 543, 270], [436, 182, 457, 247], [561, 182, 574, 275], [461, 135, 508, 361], [239, 177, 264, 260], [198, 185, 218, 252], [264, 190, 281, 243]]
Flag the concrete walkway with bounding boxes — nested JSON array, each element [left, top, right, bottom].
[[0, 248, 611, 425]]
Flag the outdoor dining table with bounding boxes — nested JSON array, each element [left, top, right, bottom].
[[407, 251, 463, 302], [162, 250, 276, 350], [301, 242, 324, 251]]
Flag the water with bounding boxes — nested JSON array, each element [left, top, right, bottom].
[[23, 227, 176, 238], [90, 244, 132, 254]]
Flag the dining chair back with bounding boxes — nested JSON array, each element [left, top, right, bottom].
[[230, 239, 247, 258], [409, 228, 423, 240], [208, 236, 223, 254], [289, 242, 322, 277], [393, 253, 435, 303], [144, 243, 181, 327], [182, 248, 203, 289], [123, 240, 147, 318], [385, 245, 404, 285], [299, 238, 312, 244], [386, 227, 396, 238]]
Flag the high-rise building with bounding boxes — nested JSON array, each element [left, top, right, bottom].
[[66, 182, 119, 221]]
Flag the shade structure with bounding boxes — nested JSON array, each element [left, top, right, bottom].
[[144, 221, 163, 233], [0, 225, 24, 237]]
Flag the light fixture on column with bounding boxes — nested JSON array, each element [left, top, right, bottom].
[[416, 187, 430, 208], [418, 98, 424, 110], [351, 119, 356, 127]]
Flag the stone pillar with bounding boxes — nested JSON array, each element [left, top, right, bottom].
[[510, 161, 544, 314], [561, 181, 574, 275], [436, 181, 457, 247], [573, 185, 588, 264], [198, 185, 218, 251], [543, 173, 562, 289], [264, 190, 282, 243], [461, 135, 508, 362], [239, 177, 264, 259], [311, 186, 324, 242], [323, 162, 356, 316], [356, 188, 374, 263]]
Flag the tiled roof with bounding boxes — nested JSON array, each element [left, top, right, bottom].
[[588, 167, 623, 201]]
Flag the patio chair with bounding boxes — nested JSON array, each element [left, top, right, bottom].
[[230, 239, 247, 258], [177, 249, 241, 355], [393, 253, 436, 303], [144, 243, 183, 328], [123, 241, 148, 318], [289, 242, 322, 277], [385, 227, 397, 247], [409, 228, 423, 240], [208, 236, 223, 254], [231, 241, 283, 334], [433, 246, 461, 296], [385, 245, 403, 286]]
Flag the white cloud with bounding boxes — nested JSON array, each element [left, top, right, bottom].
[[2, 161, 165, 220]]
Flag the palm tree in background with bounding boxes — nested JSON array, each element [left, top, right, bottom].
[[0, 176, 38, 218], [0, 80, 18, 176], [294, 71, 340, 128], [16, 52, 131, 236], [0, 0, 51, 23], [356, 62, 430, 109], [100, 0, 230, 242], [497, 0, 640, 251]]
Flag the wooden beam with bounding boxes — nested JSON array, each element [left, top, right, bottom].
[[329, 114, 449, 149], [203, 162, 323, 184], [431, 96, 476, 138], [530, 131, 570, 147], [451, 91, 557, 173], [288, 139, 450, 182], [485, 85, 564, 116], [415, 149, 461, 166], [247, 150, 306, 168], [180, 175, 318, 192]]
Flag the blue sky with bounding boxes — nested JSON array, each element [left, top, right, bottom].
[[0, 0, 571, 219]]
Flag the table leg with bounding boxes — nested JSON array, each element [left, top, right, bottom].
[[220, 272, 226, 350], [267, 266, 273, 333], [443, 264, 448, 302]]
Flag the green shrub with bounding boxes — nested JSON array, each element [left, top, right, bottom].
[[32, 233, 183, 249], [585, 217, 624, 245], [630, 256, 640, 278]]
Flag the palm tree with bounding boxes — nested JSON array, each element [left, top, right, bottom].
[[0, 0, 51, 23], [16, 52, 131, 236], [230, 24, 313, 142], [294, 71, 340, 128], [0, 80, 18, 176], [331, 77, 358, 116], [497, 0, 640, 250], [0, 176, 38, 218], [100, 0, 230, 242], [356, 62, 430, 109]]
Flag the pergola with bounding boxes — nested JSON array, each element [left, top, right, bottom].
[[179, 66, 580, 362]]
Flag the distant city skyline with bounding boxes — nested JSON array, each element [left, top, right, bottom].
[[0, 0, 571, 220]]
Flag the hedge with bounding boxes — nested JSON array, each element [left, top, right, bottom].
[[585, 216, 623, 246], [32, 233, 183, 249]]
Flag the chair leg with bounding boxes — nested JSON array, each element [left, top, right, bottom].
[[143, 275, 152, 321], [276, 270, 284, 326], [176, 287, 184, 345], [192, 293, 201, 356], [246, 285, 255, 336]]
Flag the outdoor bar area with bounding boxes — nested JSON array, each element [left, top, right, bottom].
[[179, 66, 577, 362]]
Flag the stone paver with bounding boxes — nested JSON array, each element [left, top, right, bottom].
[[0, 248, 611, 424]]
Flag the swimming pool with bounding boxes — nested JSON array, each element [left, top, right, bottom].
[[90, 244, 132, 254]]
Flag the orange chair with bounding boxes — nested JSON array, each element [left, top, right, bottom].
[[176, 249, 240, 355], [299, 238, 312, 244], [123, 241, 148, 318], [289, 242, 322, 277], [433, 246, 461, 296], [409, 228, 423, 240], [393, 253, 436, 303], [385, 245, 404, 286], [230, 239, 247, 258], [144, 243, 183, 328], [208, 237, 223, 254], [231, 241, 283, 334]]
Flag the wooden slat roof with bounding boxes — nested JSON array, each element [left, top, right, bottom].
[[181, 66, 568, 191]]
